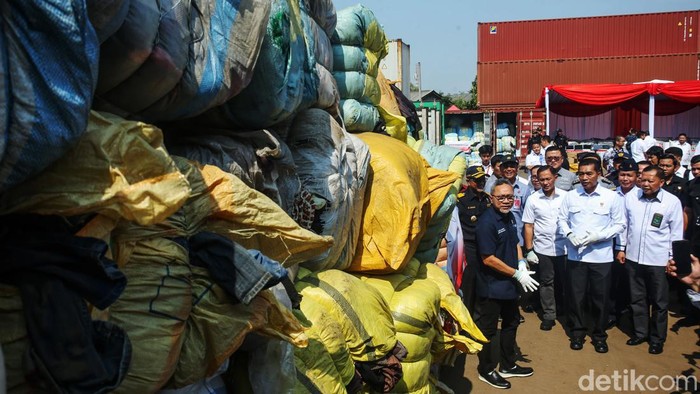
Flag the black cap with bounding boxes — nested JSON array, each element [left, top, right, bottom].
[[618, 159, 638, 172], [465, 165, 487, 179], [577, 151, 601, 162], [501, 156, 519, 168], [613, 151, 631, 162]]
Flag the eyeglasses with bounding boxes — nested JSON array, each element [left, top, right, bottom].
[[546, 156, 562, 162], [493, 195, 515, 201]]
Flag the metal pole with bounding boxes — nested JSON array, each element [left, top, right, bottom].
[[648, 94, 655, 138], [545, 87, 551, 136]]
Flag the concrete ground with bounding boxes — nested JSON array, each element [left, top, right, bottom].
[[439, 301, 700, 393]]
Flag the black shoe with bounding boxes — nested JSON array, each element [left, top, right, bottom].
[[499, 364, 534, 378], [570, 338, 584, 350], [605, 319, 616, 330], [648, 343, 664, 355], [522, 304, 535, 313], [626, 336, 647, 346], [478, 370, 511, 389], [540, 319, 555, 331], [519, 314, 525, 323], [593, 341, 608, 353]]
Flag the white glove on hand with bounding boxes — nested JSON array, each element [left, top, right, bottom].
[[526, 250, 539, 265], [567, 232, 584, 247], [513, 268, 539, 292], [580, 230, 603, 246], [518, 260, 528, 271]]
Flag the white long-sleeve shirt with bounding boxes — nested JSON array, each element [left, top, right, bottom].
[[619, 188, 684, 267], [557, 183, 626, 263], [522, 188, 567, 256]]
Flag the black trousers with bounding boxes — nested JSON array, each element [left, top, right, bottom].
[[567, 260, 612, 342], [537, 253, 566, 321], [608, 260, 630, 320], [461, 241, 479, 313], [626, 261, 669, 344], [474, 297, 520, 375]]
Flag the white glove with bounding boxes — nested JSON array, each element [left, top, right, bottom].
[[526, 250, 539, 265], [513, 268, 539, 292], [518, 260, 528, 271], [580, 230, 604, 246], [567, 232, 585, 247]]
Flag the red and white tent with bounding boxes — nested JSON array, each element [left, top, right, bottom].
[[535, 80, 700, 137]]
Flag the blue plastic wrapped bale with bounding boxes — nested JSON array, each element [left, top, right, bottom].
[[333, 71, 380, 105], [331, 44, 379, 76], [288, 109, 370, 271], [413, 191, 457, 264], [0, 0, 98, 194], [339, 99, 379, 133], [302, 0, 336, 37], [310, 16, 333, 70], [94, 0, 190, 115], [200, 0, 317, 129], [93, 0, 160, 95], [135, 0, 271, 121], [315, 64, 340, 112], [86, 0, 131, 43], [331, 4, 388, 59]]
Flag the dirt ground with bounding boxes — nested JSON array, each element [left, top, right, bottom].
[[439, 304, 700, 393]]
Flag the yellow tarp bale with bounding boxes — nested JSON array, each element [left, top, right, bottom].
[[376, 71, 408, 142], [184, 160, 334, 267], [418, 263, 487, 355], [99, 237, 192, 393], [173, 282, 306, 388], [0, 111, 191, 225], [98, 157, 311, 391], [386, 359, 433, 394], [349, 133, 430, 273], [295, 268, 397, 362], [360, 265, 441, 394], [293, 310, 354, 394]]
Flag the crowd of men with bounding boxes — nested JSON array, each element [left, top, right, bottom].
[[452, 129, 699, 389]]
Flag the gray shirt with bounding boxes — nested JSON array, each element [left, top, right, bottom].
[[554, 168, 576, 191]]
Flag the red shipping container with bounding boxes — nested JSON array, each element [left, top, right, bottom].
[[478, 53, 700, 108], [478, 10, 700, 63]]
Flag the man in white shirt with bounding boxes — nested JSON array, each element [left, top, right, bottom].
[[523, 165, 567, 331], [608, 160, 639, 329], [525, 142, 545, 169], [630, 130, 655, 163], [557, 158, 626, 353], [478, 145, 494, 176], [665, 146, 694, 181], [496, 157, 529, 246], [673, 133, 693, 168], [616, 166, 684, 355]]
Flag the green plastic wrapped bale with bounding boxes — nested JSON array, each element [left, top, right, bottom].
[[331, 4, 388, 58], [332, 44, 379, 76], [333, 71, 380, 105], [340, 99, 380, 132]]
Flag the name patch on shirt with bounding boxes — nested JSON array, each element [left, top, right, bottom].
[[497, 227, 506, 235], [651, 213, 663, 228]]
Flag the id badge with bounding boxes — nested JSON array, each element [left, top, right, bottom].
[[513, 197, 521, 210], [650, 213, 663, 228]]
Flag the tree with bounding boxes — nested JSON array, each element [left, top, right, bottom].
[[465, 76, 477, 110]]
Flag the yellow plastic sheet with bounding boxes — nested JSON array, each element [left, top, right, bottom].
[[349, 133, 430, 273], [0, 111, 191, 226]]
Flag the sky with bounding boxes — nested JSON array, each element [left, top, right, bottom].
[[332, 0, 700, 94]]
